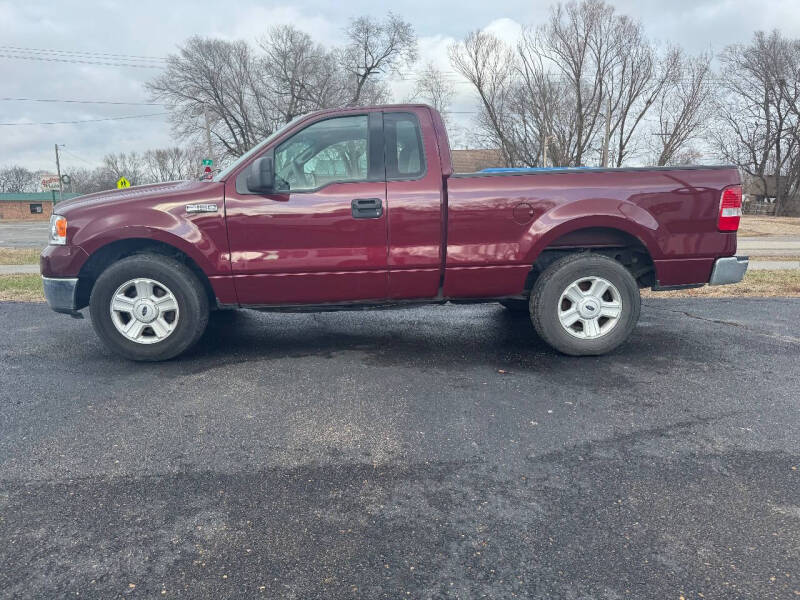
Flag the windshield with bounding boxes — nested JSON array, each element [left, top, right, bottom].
[[212, 115, 305, 182]]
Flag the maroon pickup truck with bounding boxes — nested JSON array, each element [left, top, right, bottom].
[[41, 104, 747, 361]]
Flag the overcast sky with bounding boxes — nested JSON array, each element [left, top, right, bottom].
[[2, 0, 799, 174]]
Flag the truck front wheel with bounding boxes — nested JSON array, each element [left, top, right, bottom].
[[89, 254, 209, 361], [529, 254, 640, 356]]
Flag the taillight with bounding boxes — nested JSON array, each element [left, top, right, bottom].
[[718, 185, 742, 232]]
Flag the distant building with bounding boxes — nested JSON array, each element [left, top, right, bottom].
[[0, 192, 80, 221], [741, 174, 798, 215], [451, 149, 505, 173], [742, 174, 788, 202]]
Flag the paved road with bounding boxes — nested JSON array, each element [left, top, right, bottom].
[[749, 260, 800, 270], [739, 236, 800, 257], [1, 300, 799, 599], [0, 221, 47, 247], [0, 264, 38, 274]]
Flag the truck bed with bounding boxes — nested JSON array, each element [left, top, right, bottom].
[[441, 165, 740, 296]]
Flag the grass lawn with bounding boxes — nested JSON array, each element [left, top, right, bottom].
[[739, 216, 800, 237], [0, 247, 40, 265], [0, 274, 44, 302], [642, 269, 800, 298], [749, 256, 800, 262]]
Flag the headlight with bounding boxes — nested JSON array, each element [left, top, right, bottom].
[[49, 214, 67, 245]]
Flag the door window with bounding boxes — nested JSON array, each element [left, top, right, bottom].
[[274, 115, 369, 192]]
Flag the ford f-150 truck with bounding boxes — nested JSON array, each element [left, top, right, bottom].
[[40, 104, 748, 361]]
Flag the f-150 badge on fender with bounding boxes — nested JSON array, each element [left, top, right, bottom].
[[185, 203, 218, 213]]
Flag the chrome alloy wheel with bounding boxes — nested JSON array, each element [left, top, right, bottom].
[[557, 276, 622, 340], [109, 278, 180, 344]]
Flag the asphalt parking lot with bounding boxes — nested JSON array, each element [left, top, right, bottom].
[[1, 299, 799, 599]]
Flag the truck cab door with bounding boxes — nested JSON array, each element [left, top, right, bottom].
[[224, 113, 388, 305], [383, 109, 446, 299]]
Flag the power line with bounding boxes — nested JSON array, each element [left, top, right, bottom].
[[0, 113, 168, 126], [0, 53, 164, 69], [60, 148, 99, 167], [0, 45, 166, 61], [0, 96, 163, 106]]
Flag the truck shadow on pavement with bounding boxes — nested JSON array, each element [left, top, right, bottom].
[[182, 303, 731, 376]]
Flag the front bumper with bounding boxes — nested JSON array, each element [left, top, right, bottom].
[[709, 255, 749, 286], [42, 277, 80, 314], [40, 244, 89, 278]]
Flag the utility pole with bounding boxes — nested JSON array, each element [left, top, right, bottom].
[[54, 144, 64, 204], [601, 96, 611, 168], [652, 122, 673, 167], [541, 131, 549, 168], [203, 106, 214, 165]]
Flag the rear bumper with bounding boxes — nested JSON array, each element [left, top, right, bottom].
[[42, 277, 80, 314], [709, 256, 748, 286]]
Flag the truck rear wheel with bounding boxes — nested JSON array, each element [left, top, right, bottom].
[[89, 254, 209, 361], [529, 253, 640, 356]]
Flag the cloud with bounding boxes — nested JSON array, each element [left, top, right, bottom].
[[1, 0, 799, 171], [226, 4, 341, 45], [483, 18, 524, 45]]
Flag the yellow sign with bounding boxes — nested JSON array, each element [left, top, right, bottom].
[[116, 177, 131, 189]]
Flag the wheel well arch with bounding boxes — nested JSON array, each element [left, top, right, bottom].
[[523, 226, 656, 293], [75, 238, 217, 309]]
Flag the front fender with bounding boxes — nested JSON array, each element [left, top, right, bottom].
[[70, 206, 230, 276]]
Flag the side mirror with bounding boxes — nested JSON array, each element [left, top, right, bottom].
[[246, 156, 274, 193]]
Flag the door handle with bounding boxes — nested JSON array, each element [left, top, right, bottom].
[[351, 197, 383, 219]]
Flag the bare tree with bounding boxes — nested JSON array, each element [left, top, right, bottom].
[[62, 146, 205, 194], [454, 1, 684, 168], [410, 62, 456, 119], [65, 167, 116, 195], [0, 165, 38, 193], [143, 147, 204, 182], [713, 30, 800, 215], [343, 12, 418, 106], [147, 37, 278, 159], [606, 39, 680, 167], [652, 51, 713, 166], [449, 30, 518, 165], [770, 36, 800, 214], [529, 0, 627, 166], [148, 14, 416, 158], [513, 36, 566, 166], [258, 25, 348, 123], [102, 152, 149, 186]]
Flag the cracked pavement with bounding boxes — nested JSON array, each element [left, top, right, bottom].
[[1, 298, 799, 599]]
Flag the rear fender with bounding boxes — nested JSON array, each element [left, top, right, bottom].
[[523, 198, 662, 265]]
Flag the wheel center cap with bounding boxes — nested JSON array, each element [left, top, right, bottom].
[[578, 298, 600, 319], [133, 299, 158, 323]]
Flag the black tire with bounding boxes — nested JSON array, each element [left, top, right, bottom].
[[89, 254, 209, 361], [529, 253, 640, 356], [499, 299, 530, 313]]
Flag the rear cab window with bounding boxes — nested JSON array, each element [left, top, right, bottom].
[[384, 112, 426, 180]]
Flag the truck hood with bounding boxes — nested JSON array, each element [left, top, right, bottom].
[[54, 180, 217, 215]]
